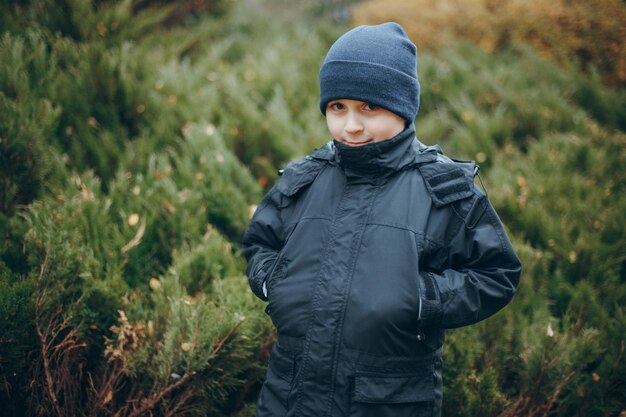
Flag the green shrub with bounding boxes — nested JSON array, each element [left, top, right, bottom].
[[0, 264, 36, 416], [416, 44, 621, 162], [100, 268, 271, 416], [105, 124, 259, 285], [443, 239, 618, 416], [489, 130, 625, 297], [15, 152, 267, 415], [0, 32, 68, 215]]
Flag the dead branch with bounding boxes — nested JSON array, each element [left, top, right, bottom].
[[540, 371, 575, 417], [163, 386, 197, 417], [121, 219, 146, 255], [212, 320, 243, 356], [125, 371, 196, 417], [86, 360, 127, 417], [498, 368, 577, 417], [122, 321, 242, 416], [33, 250, 88, 417], [34, 252, 64, 417], [232, 330, 276, 412]]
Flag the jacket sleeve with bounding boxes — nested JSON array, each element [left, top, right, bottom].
[[242, 186, 285, 301], [242, 151, 330, 301], [417, 192, 522, 329]]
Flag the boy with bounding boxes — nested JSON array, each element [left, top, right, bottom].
[[242, 22, 521, 417]]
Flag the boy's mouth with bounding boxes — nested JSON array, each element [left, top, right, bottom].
[[342, 139, 373, 147]]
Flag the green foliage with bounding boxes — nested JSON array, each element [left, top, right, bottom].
[[0, 32, 67, 215], [170, 227, 245, 296], [417, 44, 626, 164], [0, 210, 31, 274], [105, 125, 259, 285], [0, 264, 36, 408], [488, 131, 626, 294], [24, 176, 129, 337]]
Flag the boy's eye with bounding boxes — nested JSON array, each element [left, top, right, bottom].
[[364, 103, 379, 111], [329, 102, 344, 111]]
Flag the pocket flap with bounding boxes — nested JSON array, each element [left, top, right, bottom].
[[354, 374, 433, 404]]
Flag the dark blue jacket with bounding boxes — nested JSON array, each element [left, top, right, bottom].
[[243, 125, 521, 417]]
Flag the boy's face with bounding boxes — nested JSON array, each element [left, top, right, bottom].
[[325, 99, 405, 147]]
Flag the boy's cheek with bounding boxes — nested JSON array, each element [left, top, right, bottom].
[[325, 118, 341, 141]]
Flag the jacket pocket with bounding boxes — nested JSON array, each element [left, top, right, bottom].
[[257, 345, 297, 415], [265, 255, 289, 323], [350, 373, 434, 417], [269, 344, 296, 383], [266, 221, 297, 300], [267, 255, 288, 296]]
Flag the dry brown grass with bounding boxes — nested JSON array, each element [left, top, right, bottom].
[[352, 0, 626, 86]]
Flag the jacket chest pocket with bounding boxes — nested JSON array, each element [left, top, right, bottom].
[[349, 372, 434, 417]]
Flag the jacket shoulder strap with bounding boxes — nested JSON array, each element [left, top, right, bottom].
[[276, 143, 334, 197], [417, 155, 479, 208]]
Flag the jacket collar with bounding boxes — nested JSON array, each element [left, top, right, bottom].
[[331, 123, 425, 178], [310, 124, 441, 178]]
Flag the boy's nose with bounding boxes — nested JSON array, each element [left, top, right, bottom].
[[344, 112, 364, 134]]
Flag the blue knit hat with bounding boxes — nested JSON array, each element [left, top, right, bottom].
[[319, 22, 420, 123]]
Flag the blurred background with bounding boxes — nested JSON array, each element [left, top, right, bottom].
[[1, 0, 624, 415]]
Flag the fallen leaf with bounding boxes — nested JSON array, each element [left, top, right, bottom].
[[149, 278, 161, 290], [128, 213, 140, 226]]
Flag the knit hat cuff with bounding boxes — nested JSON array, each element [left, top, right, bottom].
[[320, 59, 420, 123]]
